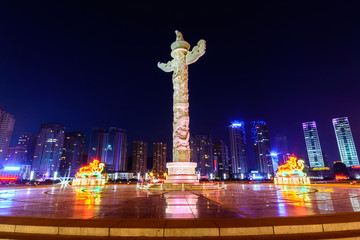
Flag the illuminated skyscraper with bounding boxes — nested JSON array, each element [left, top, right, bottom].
[[0, 109, 15, 163], [213, 140, 230, 179], [332, 117, 359, 167], [32, 123, 66, 177], [252, 121, 273, 176], [153, 142, 167, 177], [190, 134, 213, 178], [229, 121, 247, 179], [59, 132, 85, 176], [132, 141, 147, 175], [302, 121, 324, 168]]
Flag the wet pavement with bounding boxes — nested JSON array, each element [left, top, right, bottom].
[[0, 184, 359, 219]]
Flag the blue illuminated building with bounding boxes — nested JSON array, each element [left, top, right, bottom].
[[270, 152, 279, 174], [88, 127, 127, 172], [252, 121, 273, 177], [302, 121, 325, 168], [333, 117, 359, 167], [229, 121, 247, 179]]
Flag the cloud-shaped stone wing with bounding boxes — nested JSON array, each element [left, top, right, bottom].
[[186, 39, 206, 65], [157, 60, 174, 72]]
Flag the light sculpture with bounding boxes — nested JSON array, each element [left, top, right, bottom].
[[72, 159, 107, 186], [274, 156, 310, 185]]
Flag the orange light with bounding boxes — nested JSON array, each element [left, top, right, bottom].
[[0, 177, 17, 180]]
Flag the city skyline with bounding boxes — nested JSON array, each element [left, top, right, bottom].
[[1, 2, 360, 167]]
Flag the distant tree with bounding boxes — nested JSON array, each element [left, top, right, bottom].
[[333, 162, 349, 176]]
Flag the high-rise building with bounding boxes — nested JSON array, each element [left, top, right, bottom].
[[302, 121, 325, 168], [88, 128, 127, 172], [32, 123, 66, 177], [252, 121, 273, 176], [229, 121, 247, 179], [132, 141, 147, 176], [59, 132, 85, 177], [16, 133, 37, 165], [274, 133, 289, 165], [270, 153, 279, 174], [153, 142, 167, 177], [190, 134, 213, 178], [88, 128, 106, 162], [213, 140, 230, 179], [332, 117, 359, 167], [102, 128, 127, 172], [0, 109, 15, 163], [5, 146, 27, 166]]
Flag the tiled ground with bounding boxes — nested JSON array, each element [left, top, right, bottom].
[[0, 184, 359, 219]]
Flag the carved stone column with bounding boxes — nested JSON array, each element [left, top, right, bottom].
[[158, 31, 205, 184]]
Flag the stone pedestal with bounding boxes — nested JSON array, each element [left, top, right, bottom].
[[165, 162, 199, 184]]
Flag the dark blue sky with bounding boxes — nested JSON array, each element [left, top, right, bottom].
[[1, 1, 360, 167]]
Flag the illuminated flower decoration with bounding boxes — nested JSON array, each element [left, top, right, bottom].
[[276, 156, 306, 178]]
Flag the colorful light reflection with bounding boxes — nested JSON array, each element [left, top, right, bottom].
[[75, 186, 102, 208]]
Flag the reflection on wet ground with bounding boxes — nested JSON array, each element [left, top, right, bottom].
[[0, 184, 359, 219]]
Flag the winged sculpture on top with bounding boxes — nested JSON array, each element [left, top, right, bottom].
[[158, 30, 206, 72]]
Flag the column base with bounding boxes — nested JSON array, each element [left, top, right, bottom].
[[164, 162, 199, 184]]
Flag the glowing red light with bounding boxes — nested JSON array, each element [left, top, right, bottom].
[[353, 166, 360, 169], [335, 175, 348, 180]]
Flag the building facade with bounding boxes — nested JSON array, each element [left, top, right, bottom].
[[132, 141, 147, 176], [88, 128, 106, 162], [0, 109, 15, 163], [16, 133, 37, 165], [229, 121, 247, 179], [252, 121, 273, 176], [274, 133, 289, 165], [31, 123, 66, 178], [190, 134, 213, 178], [88, 127, 127, 172], [213, 140, 230, 179], [59, 132, 85, 177], [302, 121, 325, 168], [332, 117, 359, 167], [152, 142, 167, 177]]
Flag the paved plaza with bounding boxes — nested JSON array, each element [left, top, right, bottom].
[[0, 183, 359, 219]]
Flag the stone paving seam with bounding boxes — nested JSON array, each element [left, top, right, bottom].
[[190, 191, 254, 218], [210, 219, 221, 237]]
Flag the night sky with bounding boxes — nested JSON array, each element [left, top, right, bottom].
[[1, 1, 360, 168]]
